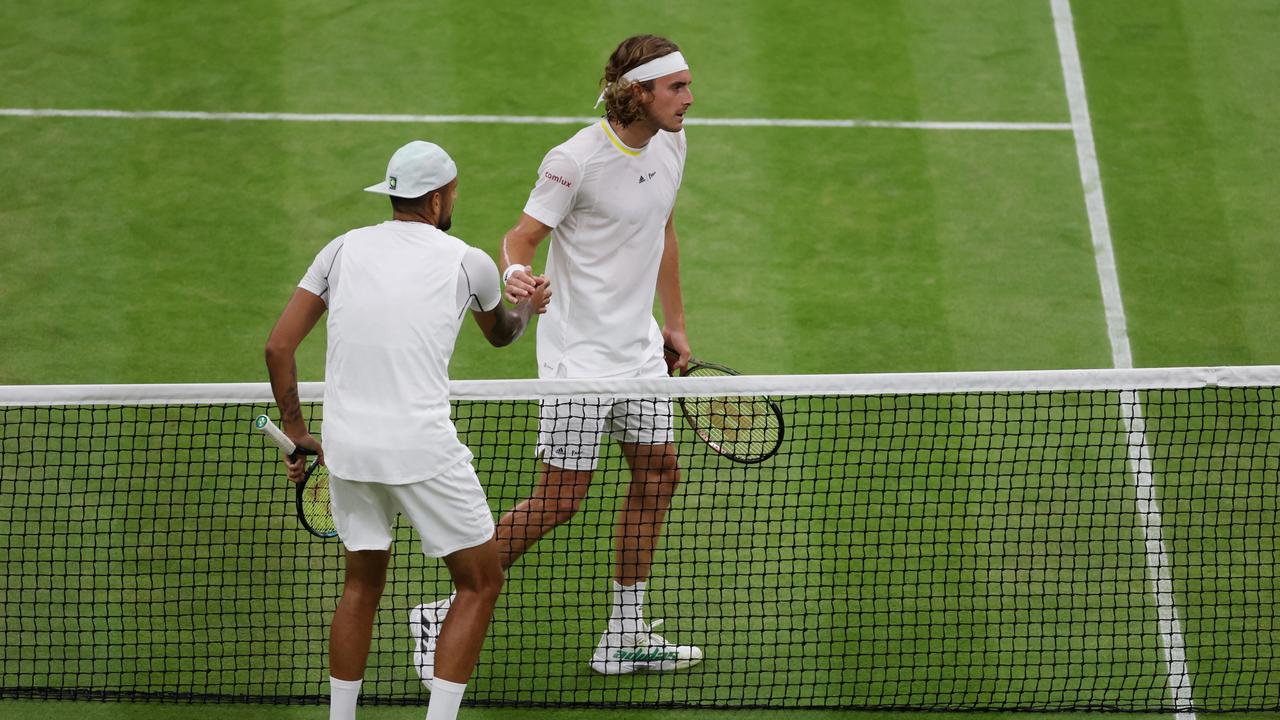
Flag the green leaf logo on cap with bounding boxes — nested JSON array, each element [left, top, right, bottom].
[[389, 176, 397, 189]]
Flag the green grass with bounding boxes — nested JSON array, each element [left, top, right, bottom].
[[2, 0, 1280, 717], [0, 0, 1093, 384], [4, 0, 1277, 382], [1074, 0, 1280, 366]]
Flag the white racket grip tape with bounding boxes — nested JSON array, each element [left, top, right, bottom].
[[254, 415, 297, 455]]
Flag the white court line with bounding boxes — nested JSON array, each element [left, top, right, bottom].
[[0, 107, 1071, 132], [1051, 1, 1197, 717]]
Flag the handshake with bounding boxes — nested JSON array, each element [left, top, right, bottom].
[[502, 264, 552, 312]]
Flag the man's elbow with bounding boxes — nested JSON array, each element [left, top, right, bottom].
[[264, 341, 291, 365], [486, 329, 515, 348]]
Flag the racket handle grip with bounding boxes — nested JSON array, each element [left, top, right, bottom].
[[254, 414, 299, 456]]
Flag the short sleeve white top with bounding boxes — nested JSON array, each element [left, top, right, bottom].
[[298, 221, 500, 483], [522, 120, 686, 379]]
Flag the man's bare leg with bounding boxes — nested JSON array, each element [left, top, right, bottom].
[[589, 442, 702, 674], [494, 463, 595, 570], [615, 442, 681, 585], [329, 549, 390, 720], [432, 539, 505, 682], [427, 538, 505, 720], [331, 549, 391, 680]]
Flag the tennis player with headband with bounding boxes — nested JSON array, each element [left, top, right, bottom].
[[411, 34, 702, 679]]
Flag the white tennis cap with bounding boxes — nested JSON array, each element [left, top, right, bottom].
[[364, 141, 457, 198]]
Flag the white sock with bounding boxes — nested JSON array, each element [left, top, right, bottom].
[[329, 677, 362, 720], [425, 678, 467, 720], [610, 580, 646, 634]]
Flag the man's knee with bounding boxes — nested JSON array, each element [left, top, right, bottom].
[[547, 492, 588, 523], [456, 563, 505, 604], [653, 448, 680, 483], [633, 444, 681, 485], [342, 550, 389, 607], [539, 466, 595, 523], [447, 539, 505, 603], [341, 574, 386, 609], [477, 565, 505, 603]]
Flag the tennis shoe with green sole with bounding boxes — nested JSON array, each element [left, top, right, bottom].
[[590, 619, 703, 675], [410, 596, 453, 689]]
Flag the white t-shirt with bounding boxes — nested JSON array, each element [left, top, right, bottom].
[[523, 119, 686, 379], [298, 220, 501, 484]]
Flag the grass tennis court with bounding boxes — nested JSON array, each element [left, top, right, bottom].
[[2, 0, 1279, 718]]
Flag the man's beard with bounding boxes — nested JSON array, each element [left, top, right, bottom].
[[437, 213, 452, 232]]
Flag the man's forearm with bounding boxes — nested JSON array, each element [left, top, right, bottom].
[[265, 349, 305, 432], [658, 283, 686, 331], [487, 302, 534, 347], [501, 232, 538, 271]]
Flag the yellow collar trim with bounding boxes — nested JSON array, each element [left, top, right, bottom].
[[600, 119, 642, 157]]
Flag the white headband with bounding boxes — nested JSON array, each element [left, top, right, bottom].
[[594, 51, 689, 108]]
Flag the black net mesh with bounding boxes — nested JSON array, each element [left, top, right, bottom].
[[0, 382, 1276, 709]]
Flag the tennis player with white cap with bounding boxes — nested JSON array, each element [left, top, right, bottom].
[[265, 140, 548, 720], [411, 34, 702, 679]]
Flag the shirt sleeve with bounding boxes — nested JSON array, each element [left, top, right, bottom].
[[458, 246, 502, 312], [298, 235, 346, 304], [521, 148, 582, 228]]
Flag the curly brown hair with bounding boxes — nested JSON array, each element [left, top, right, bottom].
[[600, 35, 682, 127]]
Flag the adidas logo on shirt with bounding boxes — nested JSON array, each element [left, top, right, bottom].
[[638, 171, 657, 184]]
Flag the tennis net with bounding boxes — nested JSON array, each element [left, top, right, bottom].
[[1, 367, 1277, 710]]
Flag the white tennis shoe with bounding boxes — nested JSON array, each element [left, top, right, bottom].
[[589, 618, 703, 675], [410, 596, 452, 689]]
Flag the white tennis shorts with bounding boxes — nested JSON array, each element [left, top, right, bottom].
[[536, 354, 674, 472], [329, 461, 495, 557]]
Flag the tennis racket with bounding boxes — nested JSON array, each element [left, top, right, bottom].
[[253, 415, 337, 539], [664, 346, 785, 464]]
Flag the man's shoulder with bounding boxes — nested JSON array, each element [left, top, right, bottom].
[[440, 230, 471, 251], [342, 222, 389, 240], [459, 244, 498, 281], [331, 222, 395, 252], [545, 122, 607, 162], [414, 225, 469, 257], [344, 222, 467, 253]]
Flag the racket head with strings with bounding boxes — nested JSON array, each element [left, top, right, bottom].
[[664, 347, 785, 464], [253, 415, 338, 539], [293, 460, 336, 538]]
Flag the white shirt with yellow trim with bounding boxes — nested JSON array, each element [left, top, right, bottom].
[[297, 221, 501, 484], [523, 120, 686, 379]]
